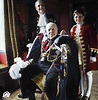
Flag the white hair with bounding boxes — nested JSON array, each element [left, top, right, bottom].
[[35, 0, 45, 8], [46, 22, 58, 33]]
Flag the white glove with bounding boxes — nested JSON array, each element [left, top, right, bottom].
[[9, 57, 29, 79], [90, 56, 96, 62], [9, 63, 21, 79]]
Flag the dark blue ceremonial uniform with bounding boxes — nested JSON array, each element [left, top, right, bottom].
[[19, 34, 80, 100], [19, 34, 59, 100]]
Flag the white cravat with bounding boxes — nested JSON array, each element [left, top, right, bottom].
[[75, 24, 82, 65], [37, 14, 48, 27], [37, 14, 48, 34], [76, 24, 81, 36]]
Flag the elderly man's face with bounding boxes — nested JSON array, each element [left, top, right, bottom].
[[46, 23, 58, 40], [35, 2, 45, 15]]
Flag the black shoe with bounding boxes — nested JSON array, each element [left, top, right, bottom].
[[28, 93, 36, 100], [82, 96, 90, 100], [18, 94, 22, 98], [78, 94, 83, 100]]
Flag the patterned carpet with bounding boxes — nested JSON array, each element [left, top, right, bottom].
[[2, 71, 98, 100], [2, 89, 42, 100]]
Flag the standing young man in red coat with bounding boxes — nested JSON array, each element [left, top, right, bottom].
[[70, 8, 97, 100]]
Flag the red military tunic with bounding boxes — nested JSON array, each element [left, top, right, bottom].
[[70, 23, 97, 72]]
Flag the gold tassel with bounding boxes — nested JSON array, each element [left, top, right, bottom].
[[41, 92, 49, 100], [56, 75, 60, 95], [31, 73, 46, 91]]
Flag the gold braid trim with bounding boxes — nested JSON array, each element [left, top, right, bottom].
[[91, 48, 98, 54], [76, 35, 86, 73]]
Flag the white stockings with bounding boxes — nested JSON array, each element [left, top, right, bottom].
[[80, 71, 93, 97]]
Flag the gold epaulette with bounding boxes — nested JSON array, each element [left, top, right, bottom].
[[90, 48, 98, 54]]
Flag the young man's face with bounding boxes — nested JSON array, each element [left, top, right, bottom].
[[74, 13, 85, 24], [35, 2, 45, 15], [46, 23, 58, 40]]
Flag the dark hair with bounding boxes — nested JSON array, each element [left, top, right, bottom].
[[73, 8, 86, 16]]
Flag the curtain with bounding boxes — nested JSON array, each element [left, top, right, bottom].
[[4, 0, 19, 66]]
